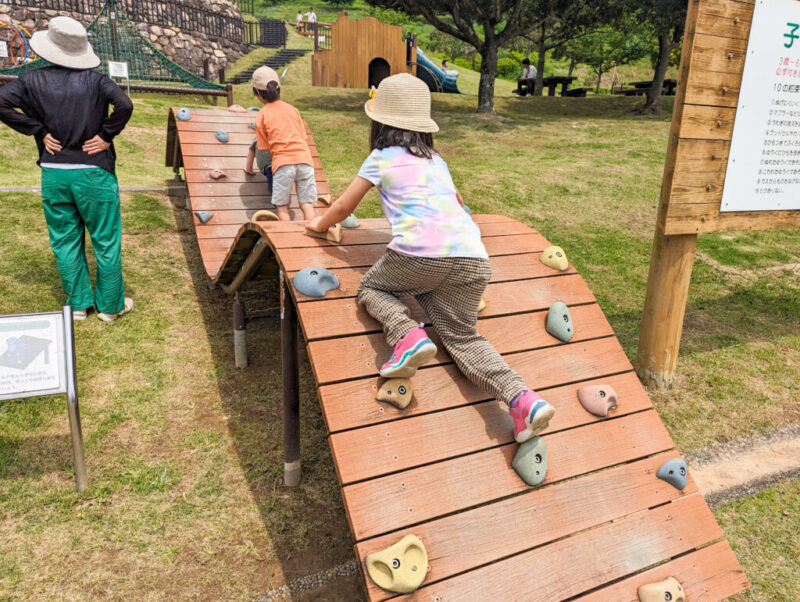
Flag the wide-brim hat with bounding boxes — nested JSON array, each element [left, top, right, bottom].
[[364, 73, 438, 133], [30, 16, 100, 70]]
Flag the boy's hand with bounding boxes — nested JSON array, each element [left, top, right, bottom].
[[306, 216, 327, 232]]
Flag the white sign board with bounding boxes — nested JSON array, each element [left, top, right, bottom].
[[722, 0, 800, 212], [108, 60, 129, 78], [0, 313, 67, 400], [0, 41, 8, 59]]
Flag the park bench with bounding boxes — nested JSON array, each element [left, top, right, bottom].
[[166, 107, 748, 600], [615, 79, 679, 96]]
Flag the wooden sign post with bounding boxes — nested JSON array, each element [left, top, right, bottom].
[[637, 0, 800, 388]]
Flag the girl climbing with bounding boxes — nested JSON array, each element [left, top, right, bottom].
[[306, 73, 555, 445]]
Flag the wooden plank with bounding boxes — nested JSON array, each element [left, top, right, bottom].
[[401, 494, 722, 601], [694, 0, 754, 42], [188, 195, 318, 211], [673, 139, 730, 173], [665, 205, 800, 234], [342, 410, 673, 540], [298, 273, 594, 341], [323, 364, 649, 433], [178, 131, 263, 145], [273, 233, 552, 272], [576, 540, 749, 602], [173, 120, 260, 133], [183, 155, 324, 171], [188, 174, 325, 198], [687, 32, 748, 75], [357, 453, 696, 602], [684, 70, 742, 108], [185, 167, 324, 184], [678, 105, 735, 140]]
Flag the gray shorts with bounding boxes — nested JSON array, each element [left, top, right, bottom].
[[271, 163, 317, 207]]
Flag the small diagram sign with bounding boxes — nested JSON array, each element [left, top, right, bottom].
[[0, 313, 67, 400], [0, 41, 9, 59], [722, 0, 800, 212], [108, 60, 129, 78]]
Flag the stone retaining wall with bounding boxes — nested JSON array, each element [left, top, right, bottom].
[[0, 1, 250, 80]]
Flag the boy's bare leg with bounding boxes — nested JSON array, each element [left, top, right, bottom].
[[300, 203, 316, 221], [276, 205, 291, 221]]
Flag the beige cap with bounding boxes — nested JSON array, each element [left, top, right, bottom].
[[29, 16, 100, 70], [364, 73, 438, 133], [252, 66, 280, 90]]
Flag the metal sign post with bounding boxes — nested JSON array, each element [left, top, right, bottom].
[[0, 307, 87, 492]]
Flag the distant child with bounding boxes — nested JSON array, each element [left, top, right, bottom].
[[307, 74, 555, 445], [296, 10, 303, 27], [244, 137, 272, 193], [251, 66, 316, 221]]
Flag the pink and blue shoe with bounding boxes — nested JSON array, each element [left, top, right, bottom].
[[509, 390, 555, 443], [379, 324, 438, 378]]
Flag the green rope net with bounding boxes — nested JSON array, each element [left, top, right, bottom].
[[0, 0, 224, 91]]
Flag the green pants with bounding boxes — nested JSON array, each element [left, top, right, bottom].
[[41, 167, 125, 315]]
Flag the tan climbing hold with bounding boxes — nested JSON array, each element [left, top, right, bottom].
[[228, 104, 248, 113], [318, 193, 332, 205], [251, 210, 279, 222], [376, 378, 412, 409], [638, 577, 685, 602], [540, 246, 569, 271], [478, 298, 486, 313], [577, 384, 618, 417], [366, 534, 428, 594], [304, 223, 342, 244], [209, 169, 228, 180]]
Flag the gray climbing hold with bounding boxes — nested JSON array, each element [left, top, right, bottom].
[[195, 211, 213, 224], [247, 106, 260, 111], [293, 267, 340, 298], [657, 458, 688, 490], [340, 214, 360, 229], [545, 301, 573, 342], [248, 122, 255, 129], [512, 436, 548, 486], [216, 130, 229, 143], [463, 204, 472, 216], [176, 107, 191, 121]]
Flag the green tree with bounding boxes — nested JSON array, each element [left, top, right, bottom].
[[566, 22, 652, 94], [637, 0, 686, 113]]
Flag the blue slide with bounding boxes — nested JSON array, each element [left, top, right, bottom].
[[415, 48, 462, 94]]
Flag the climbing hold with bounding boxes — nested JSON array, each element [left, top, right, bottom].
[[251, 210, 279, 222], [540, 246, 569, 271], [228, 104, 247, 113], [248, 122, 255, 129], [478, 298, 486, 313], [366, 534, 428, 594], [247, 106, 260, 111], [545, 301, 573, 342], [293, 267, 340, 298], [195, 211, 213, 224], [656, 458, 688, 490], [208, 169, 228, 180], [304, 223, 343, 244], [216, 130, 229, 143], [512, 436, 548, 487], [638, 577, 685, 602], [176, 107, 191, 121], [463, 204, 472, 216], [577, 384, 618, 418], [376, 378, 412, 409], [317, 194, 332, 206], [340, 214, 360, 229]]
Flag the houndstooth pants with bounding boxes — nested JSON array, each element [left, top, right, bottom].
[[358, 250, 527, 405]]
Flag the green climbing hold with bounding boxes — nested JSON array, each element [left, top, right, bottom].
[[512, 436, 548, 486], [340, 214, 360, 229], [545, 301, 573, 342]]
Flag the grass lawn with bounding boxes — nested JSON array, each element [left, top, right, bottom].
[[0, 49, 798, 599]]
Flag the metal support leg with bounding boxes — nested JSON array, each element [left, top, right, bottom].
[[280, 271, 301, 486], [63, 307, 88, 493], [233, 292, 247, 369]]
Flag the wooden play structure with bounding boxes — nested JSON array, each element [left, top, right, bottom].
[[167, 107, 749, 600], [311, 14, 416, 89]]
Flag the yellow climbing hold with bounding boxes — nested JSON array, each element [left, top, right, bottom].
[[366, 534, 428, 594], [638, 577, 685, 602], [540, 245, 569, 271], [376, 378, 412, 409], [251, 210, 279, 222], [478, 298, 487, 313], [304, 223, 343, 244]]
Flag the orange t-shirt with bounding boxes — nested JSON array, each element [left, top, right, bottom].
[[254, 100, 313, 172]]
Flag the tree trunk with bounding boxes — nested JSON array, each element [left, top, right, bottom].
[[568, 57, 577, 78], [596, 71, 603, 94], [534, 24, 546, 96], [477, 41, 499, 113], [644, 32, 672, 113]]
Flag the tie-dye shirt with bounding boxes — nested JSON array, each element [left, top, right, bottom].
[[357, 147, 488, 259]]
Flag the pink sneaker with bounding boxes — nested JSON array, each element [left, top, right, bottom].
[[509, 391, 555, 443], [379, 324, 437, 378]]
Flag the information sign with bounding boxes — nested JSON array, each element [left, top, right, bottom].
[[0, 41, 8, 59], [0, 313, 66, 400]]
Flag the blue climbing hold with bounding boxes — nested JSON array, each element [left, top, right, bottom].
[[216, 130, 229, 143], [176, 108, 191, 121], [545, 301, 574, 342], [247, 106, 260, 112], [656, 458, 688, 490], [340, 214, 360, 229], [293, 268, 340, 298], [195, 211, 214, 224]]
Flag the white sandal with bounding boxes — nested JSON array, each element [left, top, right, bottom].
[[97, 298, 134, 322]]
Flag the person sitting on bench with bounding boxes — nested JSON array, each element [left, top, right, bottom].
[[515, 58, 537, 97]]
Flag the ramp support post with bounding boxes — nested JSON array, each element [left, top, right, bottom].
[[233, 292, 247, 369], [281, 272, 301, 486]]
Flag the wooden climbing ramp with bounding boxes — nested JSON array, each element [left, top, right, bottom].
[[167, 108, 749, 601]]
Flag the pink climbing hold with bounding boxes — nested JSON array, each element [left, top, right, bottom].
[[577, 384, 618, 417], [228, 104, 248, 113], [209, 169, 228, 180]]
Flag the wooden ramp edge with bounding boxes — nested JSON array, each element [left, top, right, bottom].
[[167, 109, 749, 601]]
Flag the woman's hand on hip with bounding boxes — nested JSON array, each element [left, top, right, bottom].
[[43, 133, 62, 155], [83, 135, 111, 155]]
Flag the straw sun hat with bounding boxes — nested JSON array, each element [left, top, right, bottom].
[[30, 16, 100, 70], [364, 73, 439, 133]]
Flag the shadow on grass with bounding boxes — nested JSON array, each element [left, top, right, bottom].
[[165, 188, 365, 600], [0, 433, 73, 480]]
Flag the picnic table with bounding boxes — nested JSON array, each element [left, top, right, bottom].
[[617, 79, 678, 96], [541, 75, 577, 97]]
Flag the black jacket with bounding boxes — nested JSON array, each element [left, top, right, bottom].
[[0, 67, 133, 174]]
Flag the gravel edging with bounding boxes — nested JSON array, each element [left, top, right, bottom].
[[686, 422, 800, 469]]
